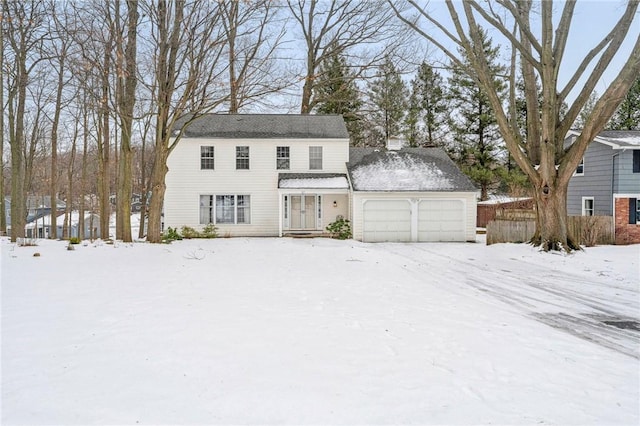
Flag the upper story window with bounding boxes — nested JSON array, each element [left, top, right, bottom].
[[236, 146, 249, 170], [277, 146, 290, 170], [201, 146, 215, 170], [633, 151, 640, 173], [309, 146, 323, 170], [575, 157, 584, 176]]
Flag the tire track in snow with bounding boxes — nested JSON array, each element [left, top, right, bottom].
[[380, 243, 640, 359]]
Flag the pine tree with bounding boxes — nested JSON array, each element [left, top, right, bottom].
[[448, 29, 507, 201], [405, 62, 448, 147], [608, 77, 640, 130], [367, 56, 408, 146], [314, 46, 364, 145]]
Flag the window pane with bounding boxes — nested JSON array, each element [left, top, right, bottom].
[[201, 146, 215, 170], [236, 146, 250, 170], [277, 146, 290, 170], [216, 195, 235, 223], [237, 195, 250, 224], [576, 158, 584, 175], [309, 146, 322, 170], [200, 195, 214, 224]]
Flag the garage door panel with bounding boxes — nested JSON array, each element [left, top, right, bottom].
[[418, 199, 465, 242], [363, 200, 411, 242]]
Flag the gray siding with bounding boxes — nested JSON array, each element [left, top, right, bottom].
[[567, 142, 614, 215], [615, 150, 640, 194]]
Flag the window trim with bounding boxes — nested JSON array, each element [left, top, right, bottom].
[[309, 146, 323, 170], [277, 146, 290, 170], [236, 146, 250, 170], [574, 157, 584, 176], [200, 194, 251, 225], [200, 146, 215, 170], [582, 196, 594, 216]]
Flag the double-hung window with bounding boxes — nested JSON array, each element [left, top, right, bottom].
[[277, 146, 290, 170], [200, 194, 251, 224], [309, 146, 323, 170], [236, 146, 250, 170], [582, 197, 594, 216], [630, 198, 640, 224], [575, 157, 584, 175], [633, 151, 640, 173], [201, 146, 215, 170]]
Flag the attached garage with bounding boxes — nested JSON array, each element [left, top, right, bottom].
[[348, 148, 478, 243]]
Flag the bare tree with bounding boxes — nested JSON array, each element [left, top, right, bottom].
[[144, 0, 228, 243], [286, 0, 406, 114], [391, 0, 640, 251], [219, 0, 288, 113], [113, 0, 139, 242], [2, 0, 49, 242]]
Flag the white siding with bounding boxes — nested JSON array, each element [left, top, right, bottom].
[[352, 192, 477, 242], [165, 137, 349, 237]]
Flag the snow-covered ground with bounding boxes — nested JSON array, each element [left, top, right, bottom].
[[1, 236, 639, 425]]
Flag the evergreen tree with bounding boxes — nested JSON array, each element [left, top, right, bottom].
[[608, 77, 640, 130], [367, 56, 408, 146], [314, 46, 364, 145], [448, 29, 507, 201], [404, 62, 448, 147], [573, 91, 599, 129]]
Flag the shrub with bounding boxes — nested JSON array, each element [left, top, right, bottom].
[[180, 224, 218, 239], [180, 226, 199, 239], [162, 227, 182, 243], [69, 237, 81, 244], [200, 223, 218, 238], [326, 218, 352, 240]]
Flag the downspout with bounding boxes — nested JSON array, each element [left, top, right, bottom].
[[612, 151, 620, 239]]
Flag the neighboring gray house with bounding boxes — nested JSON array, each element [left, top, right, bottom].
[[566, 129, 640, 244]]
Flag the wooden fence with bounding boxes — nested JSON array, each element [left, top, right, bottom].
[[486, 215, 614, 246]]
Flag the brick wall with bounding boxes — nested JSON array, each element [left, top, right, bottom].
[[614, 197, 640, 245]]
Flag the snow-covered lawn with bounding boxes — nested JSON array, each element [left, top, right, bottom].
[[2, 236, 639, 425]]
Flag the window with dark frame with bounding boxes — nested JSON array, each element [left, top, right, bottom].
[[201, 146, 215, 170], [633, 151, 640, 173], [277, 146, 290, 170], [236, 146, 250, 170]]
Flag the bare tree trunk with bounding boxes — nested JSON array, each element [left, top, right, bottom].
[[49, 41, 66, 239], [115, 0, 138, 242], [97, 44, 112, 240], [0, 18, 5, 236]]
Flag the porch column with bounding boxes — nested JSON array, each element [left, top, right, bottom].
[[278, 191, 283, 237]]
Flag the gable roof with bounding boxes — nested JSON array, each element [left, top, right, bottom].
[[177, 114, 349, 139], [347, 148, 477, 192], [567, 129, 640, 149]]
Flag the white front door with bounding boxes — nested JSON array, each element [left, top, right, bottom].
[[290, 195, 318, 230]]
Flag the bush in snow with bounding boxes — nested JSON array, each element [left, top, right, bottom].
[[326, 218, 352, 240]]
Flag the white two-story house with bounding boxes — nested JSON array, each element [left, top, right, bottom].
[[165, 114, 351, 237], [164, 114, 478, 242]]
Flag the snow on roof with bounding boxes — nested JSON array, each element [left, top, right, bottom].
[[568, 130, 640, 149], [347, 148, 477, 192], [477, 196, 533, 205], [278, 173, 349, 189]]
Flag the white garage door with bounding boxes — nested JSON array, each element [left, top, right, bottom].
[[418, 199, 465, 242], [363, 200, 411, 242]]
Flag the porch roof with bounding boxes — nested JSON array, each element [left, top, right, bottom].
[[278, 173, 349, 189]]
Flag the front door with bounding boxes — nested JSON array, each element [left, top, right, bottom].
[[290, 195, 318, 230]]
